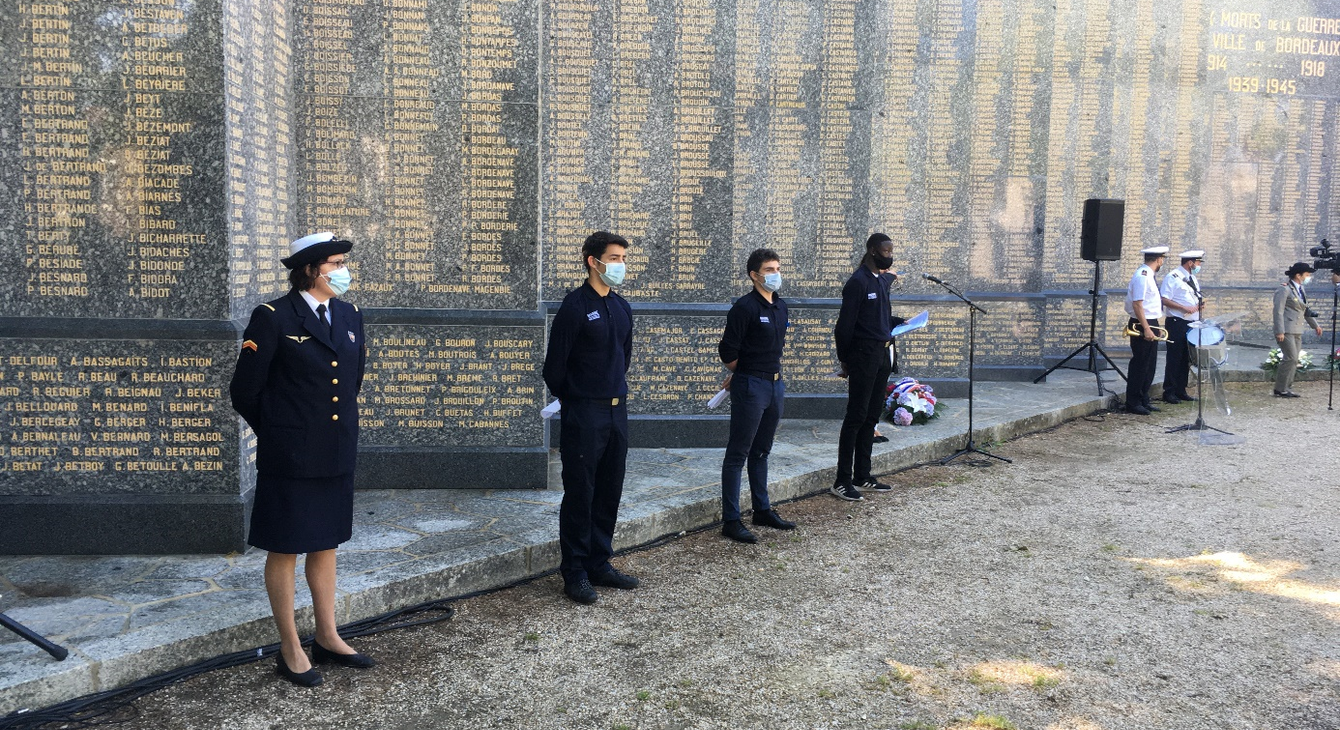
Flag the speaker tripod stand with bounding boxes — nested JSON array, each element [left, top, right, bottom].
[[1034, 260, 1127, 395]]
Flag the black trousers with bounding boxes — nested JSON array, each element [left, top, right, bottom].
[[1162, 316, 1193, 398], [1125, 317, 1159, 407], [837, 339, 892, 485], [558, 398, 628, 581]]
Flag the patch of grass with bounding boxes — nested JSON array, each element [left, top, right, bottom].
[[663, 700, 680, 710], [817, 688, 836, 699], [613, 725, 633, 730], [678, 678, 694, 688], [523, 632, 539, 642], [634, 690, 651, 701], [1103, 656, 1117, 667], [1101, 543, 1119, 553], [967, 714, 1017, 730], [1032, 674, 1060, 691], [966, 669, 1006, 694]]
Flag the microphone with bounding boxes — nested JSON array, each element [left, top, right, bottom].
[[922, 273, 944, 285]]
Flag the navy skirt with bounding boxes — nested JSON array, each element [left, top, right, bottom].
[[247, 472, 354, 554]]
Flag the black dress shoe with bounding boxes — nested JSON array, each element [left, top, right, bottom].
[[1176, 394, 1196, 401], [589, 568, 640, 589], [564, 577, 598, 604], [276, 653, 323, 687], [722, 519, 758, 543], [1161, 395, 1181, 404], [1144, 403, 1161, 412], [313, 641, 375, 669], [1274, 390, 1301, 398], [752, 509, 796, 530], [1125, 406, 1151, 415]]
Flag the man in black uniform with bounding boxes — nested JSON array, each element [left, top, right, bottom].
[[717, 248, 797, 544], [832, 233, 901, 501], [543, 231, 639, 604]]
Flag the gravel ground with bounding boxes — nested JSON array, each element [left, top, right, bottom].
[[110, 383, 1339, 730]]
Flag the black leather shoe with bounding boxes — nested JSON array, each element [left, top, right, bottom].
[[1273, 390, 1300, 398], [752, 509, 796, 530], [1144, 404, 1161, 412], [589, 568, 640, 590], [313, 641, 375, 669], [276, 653, 323, 687], [1125, 406, 1151, 415], [722, 520, 758, 543], [1162, 394, 1181, 404], [564, 578, 598, 604], [1176, 394, 1196, 401]]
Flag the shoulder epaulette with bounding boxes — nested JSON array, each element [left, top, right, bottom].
[[260, 303, 275, 311]]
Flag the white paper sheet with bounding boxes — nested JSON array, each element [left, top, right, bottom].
[[707, 388, 729, 409], [891, 310, 929, 337]]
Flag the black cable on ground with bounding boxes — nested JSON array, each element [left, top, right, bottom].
[[0, 598, 456, 730]]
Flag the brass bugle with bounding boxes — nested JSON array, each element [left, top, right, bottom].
[[1124, 322, 1169, 340]]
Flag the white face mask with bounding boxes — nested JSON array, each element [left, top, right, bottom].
[[596, 259, 625, 287], [1303, 275, 1313, 286]]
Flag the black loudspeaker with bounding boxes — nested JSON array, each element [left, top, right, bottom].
[[1080, 198, 1125, 261]]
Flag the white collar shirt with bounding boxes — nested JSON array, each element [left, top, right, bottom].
[[1125, 264, 1163, 319], [1159, 267, 1200, 321], [299, 289, 331, 323]]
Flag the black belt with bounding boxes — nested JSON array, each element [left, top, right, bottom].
[[569, 396, 624, 406], [737, 369, 781, 381]]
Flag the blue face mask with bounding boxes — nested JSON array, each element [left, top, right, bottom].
[[760, 272, 782, 293], [1190, 265, 1201, 276], [324, 266, 352, 296], [597, 259, 625, 287]]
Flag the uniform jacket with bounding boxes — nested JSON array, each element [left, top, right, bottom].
[[1272, 282, 1319, 336], [230, 289, 367, 478], [543, 283, 633, 401]]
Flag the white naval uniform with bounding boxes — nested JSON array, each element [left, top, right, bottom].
[[1159, 268, 1201, 322], [1125, 264, 1163, 320]]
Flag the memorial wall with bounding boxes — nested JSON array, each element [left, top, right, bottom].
[[3, 0, 1339, 552]]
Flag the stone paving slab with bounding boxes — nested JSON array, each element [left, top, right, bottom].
[[0, 345, 1327, 716]]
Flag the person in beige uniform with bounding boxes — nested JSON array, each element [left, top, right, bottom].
[[1272, 262, 1322, 398]]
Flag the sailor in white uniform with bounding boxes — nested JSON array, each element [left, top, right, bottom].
[[1124, 245, 1167, 415]]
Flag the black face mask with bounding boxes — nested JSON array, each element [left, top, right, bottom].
[[870, 252, 894, 270]]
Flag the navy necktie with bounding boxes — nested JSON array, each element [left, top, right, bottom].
[[316, 303, 331, 336]]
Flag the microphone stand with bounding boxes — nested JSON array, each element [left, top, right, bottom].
[[926, 278, 1011, 465]]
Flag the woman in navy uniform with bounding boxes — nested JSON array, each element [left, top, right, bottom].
[[230, 232, 373, 686]]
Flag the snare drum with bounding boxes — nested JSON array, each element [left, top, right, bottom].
[[1187, 323, 1225, 347]]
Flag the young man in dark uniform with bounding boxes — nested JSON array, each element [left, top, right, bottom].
[[717, 248, 797, 544], [832, 233, 900, 501], [543, 231, 639, 604]]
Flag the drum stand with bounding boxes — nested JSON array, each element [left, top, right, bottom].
[[0, 611, 69, 660], [1166, 336, 1232, 435], [1034, 260, 1127, 395]]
